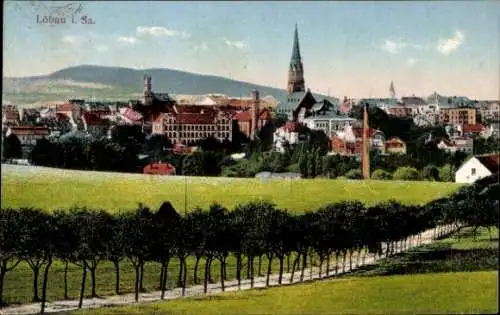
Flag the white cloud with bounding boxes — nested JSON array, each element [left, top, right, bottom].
[[61, 35, 86, 45], [407, 57, 417, 66], [117, 36, 138, 44], [380, 40, 405, 54], [95, 45, 109, 52], [436, 30, 464, 55], [136, 26, 190, 38], [223, 38, 247, 49]]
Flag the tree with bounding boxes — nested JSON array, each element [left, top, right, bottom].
[[421, 164, 440, 181], [439, 164, 455, 182], [30, 138, 55, 166], [2, 134, 22, 160], [345, 169, 362, 179], [0, 209, 23, 306], [393, 166, 419, 181], [371, 169, 392, 180]]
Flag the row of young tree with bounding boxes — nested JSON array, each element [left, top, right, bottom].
[[1, 173, 498, 312]]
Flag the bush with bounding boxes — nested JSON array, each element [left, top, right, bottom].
[[439, 164, 455, 182], [345, 169, 362, 179], [393, 166, 419, 181], [421, 164, 440, 181], [371, 169, 393, 180]]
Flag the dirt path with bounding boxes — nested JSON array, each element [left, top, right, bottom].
[[1, 226, 450, 315]]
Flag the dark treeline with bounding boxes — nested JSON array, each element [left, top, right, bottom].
[[0, 173, 498, 312]]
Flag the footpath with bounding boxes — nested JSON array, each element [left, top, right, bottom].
[[1, 226, 450, 315]]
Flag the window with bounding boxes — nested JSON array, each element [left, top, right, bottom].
[[471, 168, 476, 176]]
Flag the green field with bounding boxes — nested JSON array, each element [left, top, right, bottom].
[[1, 165, 461, 213], [69, 227, 499, 315], [69, 272, 497, 315]]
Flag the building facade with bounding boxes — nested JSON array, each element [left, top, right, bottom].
[[438, 108, 476, 125], [152, 105, 234, 145]]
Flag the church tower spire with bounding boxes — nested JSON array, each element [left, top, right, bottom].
[[287, 24, 305, 94]]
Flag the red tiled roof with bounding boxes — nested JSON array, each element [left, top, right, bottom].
[[3, 111, 19, 120], [121, 107, 143, 121], [82, 112, 107, 126], [476, 154, 500, 174], [57, 103, 77, 112], [177, 113, 215, 124], [9, 126, 50, 136], [462, 123, 485, 133], [144, 163, 176, 175], [386, 137, 406, 149], [234, 108, 271, 121]]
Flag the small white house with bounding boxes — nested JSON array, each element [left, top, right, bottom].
[[273, 121, 305, 153], [455, 154, 499, 184]]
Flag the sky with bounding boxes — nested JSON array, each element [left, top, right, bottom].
[[3, 1, 500, 99]]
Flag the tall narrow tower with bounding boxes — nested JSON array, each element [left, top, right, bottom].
[[287, 24, 305, 94], [389, 81, 396, 99], [362, 103, 370, 180], [144, 75, 153, 106], [250, 89, 260, 140]]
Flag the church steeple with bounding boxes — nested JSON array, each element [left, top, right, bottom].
[[287, 24, 305, 94]]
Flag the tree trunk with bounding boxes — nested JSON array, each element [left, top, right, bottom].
[[0, 267, 5, 307], [193, 255, 201, 285], [139, 261, 145, 292], [287, 254, 290, 273], [319, 256, 324, 278], [208, 258, 214, 283], [159, 263, 165, 291], [134, 265, 140, 302], [342, 251, 347, 273], [246, 256, 251, 279], [32, 266, 41, 302], [113, 260, 120, 295], [236, 254, 242, 289], [90, 266, 97, 297], [290, 254, 300, 283], [335, 251, 340, 275], [250, 256, 255, 288], [278, 256, 284, 284], [177, 258, 183, 287], [326, 253, 331, 276], [300, 251, 307, 282], [63, 261, 69, 299], [160, 259, 170, 300], [258, 255, 263, 276], [40, 257, 53, 315], [348, 250, 353, 271], [203, 257, 210, 294], [220, 257, 225, 292], [309, 252, 314, 280], [182, 258, 187, 297], [266, 254, 273, 287], [78, 264, 87, 308]]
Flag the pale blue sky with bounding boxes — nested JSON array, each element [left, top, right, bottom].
[[4, 1, 499, 99]]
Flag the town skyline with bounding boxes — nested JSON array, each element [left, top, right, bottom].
[[3, 1, 500, 99]]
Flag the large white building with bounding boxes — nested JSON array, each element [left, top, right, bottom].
[[301, 111, 358, 138], [455, 154, 499, 184]]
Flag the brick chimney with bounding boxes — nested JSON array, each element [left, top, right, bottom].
[[250, 89, 260, 140], [144, 75, 152, 106]]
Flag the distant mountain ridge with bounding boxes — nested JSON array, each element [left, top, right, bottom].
[[3, 65, 338, 105]]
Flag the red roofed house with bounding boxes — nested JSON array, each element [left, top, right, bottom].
[[2, 107, 19, 132], [143, 162, 176, 175], [56, 102, 81, 122], [81, 112, 110, 138], [385, 137, 407, 155], [6, 125, 50, 158], [459, 123, 486, 137], [119, 107, 143, 125], [455, 153, 499, 183], [151, 104, 234, 145]]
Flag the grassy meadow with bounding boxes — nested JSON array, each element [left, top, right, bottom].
[[1, 165, 461, 213], [69, 227, 499, 315]]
